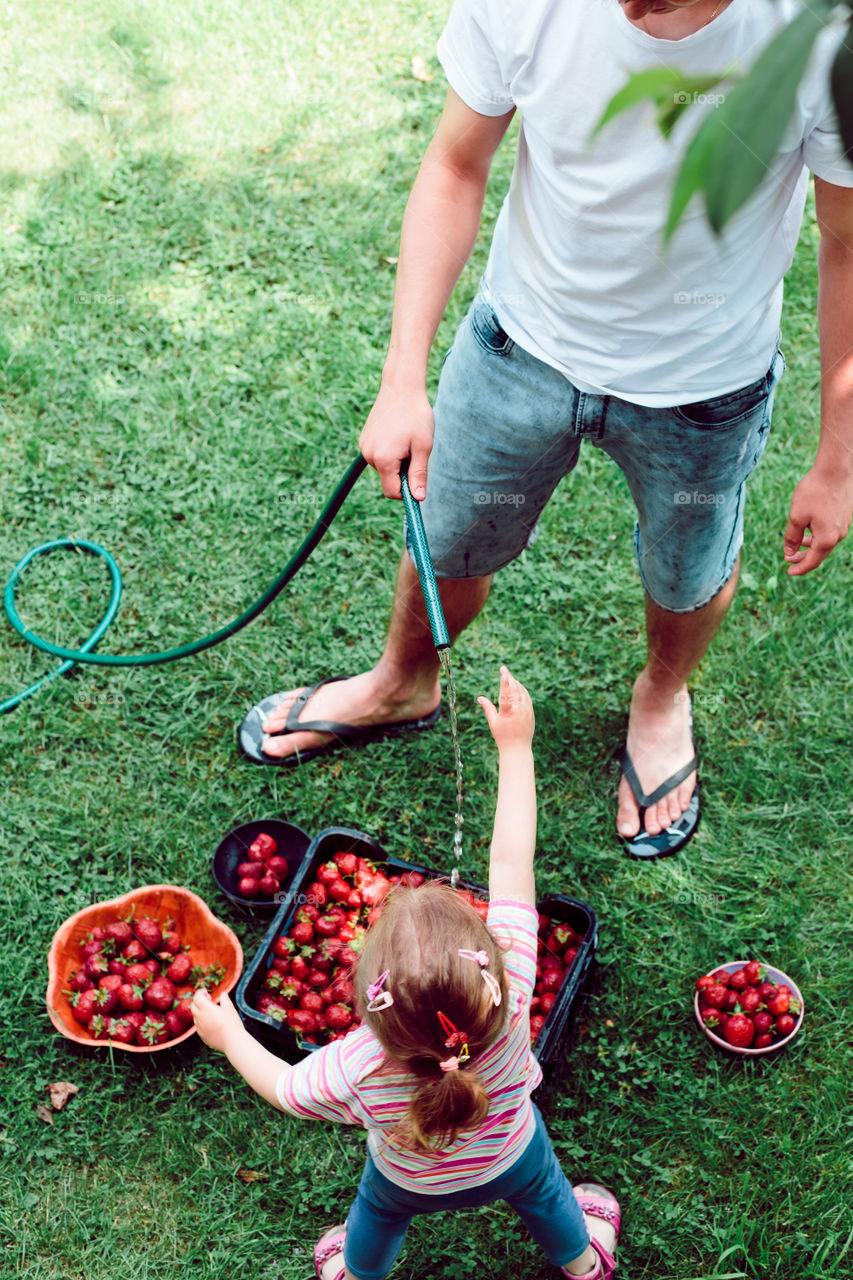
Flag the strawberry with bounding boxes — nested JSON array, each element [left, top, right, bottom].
[[724, 1014, 754, 1048], [728, 969, 748, 992], [564, 946, 578, 965], [711, 969, 732, 988], [266, 856, 290, 880], [300, 992, 325, 1013], [161, 931, 182, 955], [117, 982, 145, 1012], [317, 862, 340, 886], [695, 975, 716, 993], [250, 832, 277, 858], [258, 873, 280, 896], [92, 986, 118, 1015], [740, 988, 761, 1014], [766, 991, 790, 1016], [137, 1015, 169, 1046], [291, 921, 314, 946], [143, 958, 161, 977], [98, 974, 124, 994], [164, 1009, 186, 1039], [296, 904, 320, 924], [329, 976, 354, 1005], [124, 962, 152, 987], [122, 939, 148, 963], [334, 852, 358, 877], [134, 917, 163, 953], [247, 842, 268, 863], [307, 969, 328, 990], [89, 1014, 111, 1040], [753, 1033, 773, 1049], [68, 968, 93, 993], [86, 926, 106, 942], [540, 992, 557, 1014], [758, 981, 777, 1002], [539, 967, 565, 994], [315, 914, 339, 939], [72, 989, 99, 1024], [752, 1011, 773, 1035], [174, 996, 195, 1027], [256, 994, 284, 1017], [106, 1016, 136, 1044], [530, 1014, 546, 1043], [273, 936, 296, 961], [107, 957, 129, 976], [774, 1013, 796, 1038], [724, 990, 739, 1012], [743, 961, 763, 985], [326, 1004, 353, 1030], [144, 977, 177, 1011], [700, 1007, 724, 1030], [327, 877, 351, 904], [286, 1009, 318, 1035], [704, 983, 727, 1010], [291, 955, 310, 982], [105, 920, 134, 948], [238, 877, 260, 898], [238, 861, 264, 880], [360, 874, 392, 908], [399, 871, 425, 888], [81, 938, 104, 959], [124, 1010, 147, 1034], [166, 954, 192, 984], [85, 953, 110, 980]]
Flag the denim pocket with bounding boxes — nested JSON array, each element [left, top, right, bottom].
[[470, 299, 515, 358], [673, 371, 770, 429]]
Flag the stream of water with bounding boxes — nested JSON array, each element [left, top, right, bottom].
[[438, 648, 464, 886]]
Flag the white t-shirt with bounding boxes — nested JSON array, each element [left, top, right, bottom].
[[437, 0, 853, 406]]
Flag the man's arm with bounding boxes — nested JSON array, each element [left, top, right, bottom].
[[783, 177, 853, 575], [359, 88, 515, 500], [478, 667, 536, 906]]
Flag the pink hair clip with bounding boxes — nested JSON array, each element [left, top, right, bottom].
[[365, 969, 393, 1012], [458, 948, 502, 1007]]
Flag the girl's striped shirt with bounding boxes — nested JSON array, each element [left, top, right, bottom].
[[276, 897, 542, 1193]]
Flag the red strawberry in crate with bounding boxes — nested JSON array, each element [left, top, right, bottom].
[[250, 832, 277, 858], [326, 1004, 353, 1030], [334, 852, 358, 877], [530, 1014, 546, 1043]]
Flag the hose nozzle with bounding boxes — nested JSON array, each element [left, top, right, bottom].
[[399, 462, 450, 652]]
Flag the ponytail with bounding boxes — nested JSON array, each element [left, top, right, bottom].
[[404, 1063, 490, 1153]]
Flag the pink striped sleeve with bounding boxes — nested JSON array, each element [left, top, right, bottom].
[[487, 898, 538, 998], [276, 1027, 382, 1123]]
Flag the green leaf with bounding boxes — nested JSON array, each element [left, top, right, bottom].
[[592, 68, 728, 141], [830, 18, 853, 160], [702, 5, 833, 232]]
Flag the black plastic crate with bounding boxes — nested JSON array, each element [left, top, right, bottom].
[[235, 827, 597, 1073]]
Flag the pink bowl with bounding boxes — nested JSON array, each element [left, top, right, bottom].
[[46, 884, 243, 1053], [693, 959, 804, 1056]]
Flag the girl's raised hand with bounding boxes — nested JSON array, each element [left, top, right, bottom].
[[478, 665, 535, 750], [191, 988, 244, 1053]]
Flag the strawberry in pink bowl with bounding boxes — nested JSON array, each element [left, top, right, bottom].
[[693, 959, 804, 1056]]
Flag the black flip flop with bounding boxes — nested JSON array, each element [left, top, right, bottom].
[[238, 675, 442, 767], [618, 735, 700, 860]]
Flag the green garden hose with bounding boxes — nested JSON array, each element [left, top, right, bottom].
[[2, 452, 451, 715], [1, 454, 368, 714]]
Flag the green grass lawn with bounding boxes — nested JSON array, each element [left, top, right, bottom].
[[1, 3, 852, 1278]]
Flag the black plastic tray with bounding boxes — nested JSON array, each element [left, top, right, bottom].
[[235, 827, 597, 1073]]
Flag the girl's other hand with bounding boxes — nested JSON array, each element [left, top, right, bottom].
[[191, 988, 243, 1053], [478, 665, 534, 750]]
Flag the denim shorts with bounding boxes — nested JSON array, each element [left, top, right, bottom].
[[413, 291, 784, 613], [342, 1104, 589, 1280]]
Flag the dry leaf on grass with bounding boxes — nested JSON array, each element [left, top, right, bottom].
[[48, 1081, 80, 1111], [411, 56, 433, 83], [236, 1168, 268, 1184], [36, 1104, 54, 1125]]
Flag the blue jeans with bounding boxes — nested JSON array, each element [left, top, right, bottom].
[[413, 290, 784, 613], [343, 1105, 590, 1280]]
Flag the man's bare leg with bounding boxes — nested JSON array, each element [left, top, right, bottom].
[[259, 553, 492, 759], [616, 558, 740, 837]]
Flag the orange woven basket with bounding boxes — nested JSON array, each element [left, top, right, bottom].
[[46, 884, 243, 1053]]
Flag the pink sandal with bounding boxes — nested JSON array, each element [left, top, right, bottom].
[[314, 1225, 347, 1280], [561, 1182, 621, 1280]]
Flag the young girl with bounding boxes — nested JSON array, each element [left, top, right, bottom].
[[193, 667, 621, 1280]]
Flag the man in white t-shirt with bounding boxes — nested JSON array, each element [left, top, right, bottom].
[[243, 0, 853, 859]]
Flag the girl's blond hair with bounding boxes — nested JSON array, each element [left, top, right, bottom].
[[354, 881, 508, 1153]]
